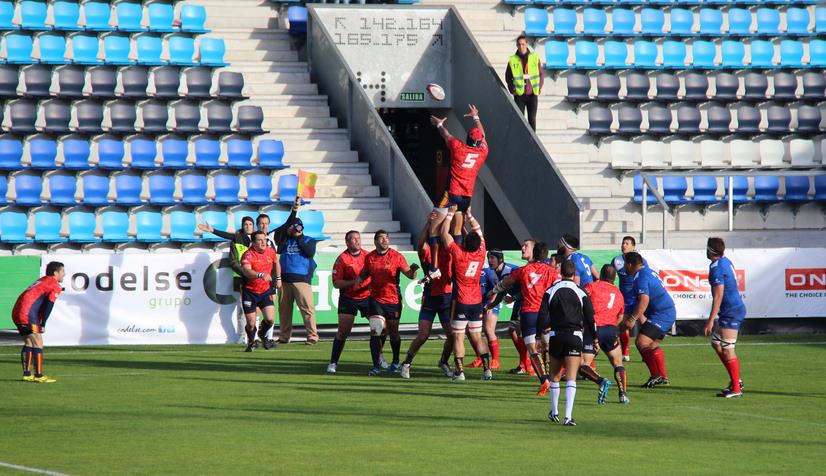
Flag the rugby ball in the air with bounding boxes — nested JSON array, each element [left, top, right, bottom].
[[427, 83, 446, 101]]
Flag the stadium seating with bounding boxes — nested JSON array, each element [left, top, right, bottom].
[[68, 210, 98, 242], [0, 211, 28, 243], [170, 210, 198, 242], [199, 210, 228, 241], [258, 140, 287, 169], [14, 174, 43, 206], [246, 174, 273, 204], [49, 174, 77, 206], [82, 174, 110, 206], [101, 210, 131, 242], [34, 210, 63, 243], [136, 210, 165, 242], [299, 210, 330, 241], [214, 174, 241, 205], [148, 174, 175, 206], [115, 174, 143, 206], [181, 174, 208, 205]]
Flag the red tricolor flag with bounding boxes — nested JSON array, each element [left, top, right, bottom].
[[297, 170, 318, 199]]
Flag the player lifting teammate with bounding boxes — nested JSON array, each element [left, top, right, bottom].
[[240, 231, 282, 352], [703, 237, 746, 398], [611, 236, 647, 361], [356, 230, 419, 376], [468, 248, 514, 370]]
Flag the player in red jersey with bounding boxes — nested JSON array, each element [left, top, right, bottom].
[[583, 265, 628, 404], [13, 261, 65, 383], [327, 230, 372, 374], [425, 104, 488, 269], [488, 242, 560, 395], [356, 230, 419, 375], [441, 205, 491, 381], [400, 214, 455, 379], [240, 231, 282, 352]]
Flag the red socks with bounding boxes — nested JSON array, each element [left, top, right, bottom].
[[723, 357, 741, 392], [620, 330, 630, 357], [652, 347, 667, 378], [489, 339, 500, 361], [641, 348, 658, 378], [512, 334, 528, 368]]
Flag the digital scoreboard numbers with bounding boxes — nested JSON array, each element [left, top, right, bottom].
[[316, 8, 451, 108]]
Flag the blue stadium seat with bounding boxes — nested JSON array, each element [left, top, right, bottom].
[[180, 5, 209, 34], [640, 8, 665, 36], [68, 210, 98, 242], [213, 174, 241, 204], [633, 175, 658, 205], [634, 41, 658, 68], [101, 210, 131, 242], [181, 174, 208, 205], [116, 2, 144, 32], [136, 210, 165, 242], [169, 210, 197, 242], [807, 39, 826, 67], [160, 138, 189, 169], [755, 8, 780, 36], [258, 140, 286, 169], [662, 41, 687, 68], [83, 2, 113, 31], [0, 138, 23, 170], [97, 139, 125, 170], [587, 105, 612, 135], [553, 9, 577, 36], [544, 41, 569, 68], [14, 174, 42, 205], [53, 1, 81, 31], [816, 8, 826, 34], [245, 174, 272, 204], [691, 176, 719, 205], [62, 139, 91, 170], [723, 176, 750, 204], [148, 174, 175, 205], [104, 35, 133, 65], [698, 9, 723, 36], [750, 40, 775, 68], [574, 41, 599, 68], [610, 9, 636, 37], [779, 40, 803, 67], [727, 8, 752, 36], [0, 175, 7, 205], [199, 38, 227, 67], [721, 40, 745, 68], [663, 176, 689, 205], [524, 8, 548, 37], [0, 210, 28, 242], [753, 176, 779, 203], [20, 1, 48, 30], [71, 35, 101, 65], [277, 174, 299, 204], [603, 41, 628, 68], [0, 1, 13, 31], [82, 174, 109, 205], [646, 104, 672, 135], [785, 8, 811, 36], [706, 105, 732, 135], [168, 36, 196, 66], [115, 174, 143, 206], [784, 176, 810, 202], [287, 6, 307, 35], [198, 210, 227, 241], [194, 138, 221, 169], [48, 174, 77, 206], [147, 3, 175, 33], [299, 210, 330, 241], [28, 139, 56, 170], [656, 73, 680, 102], [136, 35, 164, 65], [34, 210, 63, 243], [6, 34, 34, 64], [814, 176, 826, 201], [617, 104, 642, 134], [692, 41, 717, 68], [227, 139, 253, 169], [39, 34, 68, 64], [129, 138, 158, 169], [669, 9, 695, 37], [583, 8, 607, 36]]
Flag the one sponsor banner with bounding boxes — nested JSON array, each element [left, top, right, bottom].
[[640, 249, 826, 319]]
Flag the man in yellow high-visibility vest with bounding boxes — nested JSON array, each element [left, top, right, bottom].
[[505, 34, 544, 131]]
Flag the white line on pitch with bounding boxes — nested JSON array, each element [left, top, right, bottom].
[[663, 341, 826, 347], [0, 461, 69, 476], [683, 406, 825, 427]]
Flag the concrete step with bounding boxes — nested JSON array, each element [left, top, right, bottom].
[[323, 220, 400, 233], [243, 83, 319, 96], [236, 71, 311, 83], [229, 62, 309, 73], [282, 162, 369, 176], [307, 197, 391, 210], [221, 39, 294, 52], [262, 105, 331, 118], [285, 150, 358, 163], [315, 208, 393, 222], [315, 185, 381, 198], [262, 117, 339, 129], [309, 174, 373, 187], [225, 50, 299, 62], [281, 138, 351, 152]]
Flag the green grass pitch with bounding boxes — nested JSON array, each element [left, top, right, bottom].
[[1, 334, 825, 475]]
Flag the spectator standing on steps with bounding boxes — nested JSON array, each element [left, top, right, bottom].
[[505, 34, 543, 131]]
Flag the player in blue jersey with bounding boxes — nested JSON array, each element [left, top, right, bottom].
[[611, 236, 647, 361], [467, 249, 514, 370], [557, 234, 599, 286], [623, 252, 676, 388], [702, 237, 746, 398]]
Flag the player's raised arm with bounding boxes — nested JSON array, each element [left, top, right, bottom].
[[431, 115, 452, 143], [440, 205, 458, 249], [464, 207, 483, 239], [463, 104, 485, 140], [416, 215, 431, 252]]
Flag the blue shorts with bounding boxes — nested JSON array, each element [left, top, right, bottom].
[[719, 316, 745, 331], [436, 190, 471, 213], [338, 294, 370, 318], [242, 289, 274, 314], [369, 298, 402, 321], [596, 325, 619, 352], [520, 311, 539, 337], [420, 293, 451, 327]]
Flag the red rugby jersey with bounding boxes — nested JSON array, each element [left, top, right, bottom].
[[584, 280, 625, 327], [510, 261, 560, 313], [364, 248, 409, 305], [418, 243, 453, 296], [241, 247, 278, 293], [332, 249, 371, 300], [447, 137, 489, 197], [448, 240, 486, 305], [12, 276, 62, 326]]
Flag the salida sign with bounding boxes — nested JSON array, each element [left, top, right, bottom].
[[659, 269, 746, 292]]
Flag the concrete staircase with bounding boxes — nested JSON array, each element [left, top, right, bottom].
[[420, 0, 826, 249], [201, 0, 412, 250]]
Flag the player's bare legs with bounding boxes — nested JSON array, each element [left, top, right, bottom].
[[468, 309, 500, 369], [549, 354, 582, 425], [636, 332, 667, 387], [386, 319, 402, 369], [711, 325, 742, 396], [467, 327, 492, 380]]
